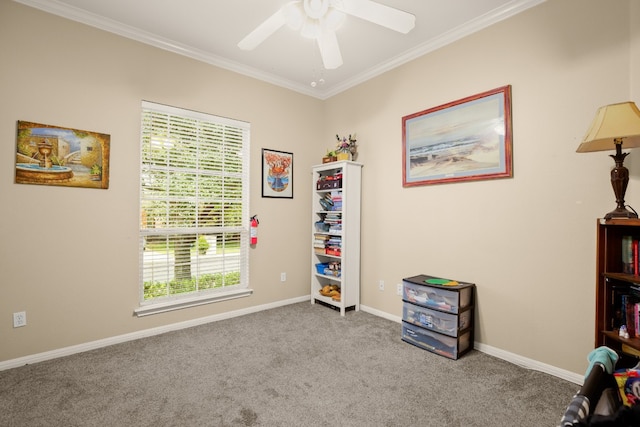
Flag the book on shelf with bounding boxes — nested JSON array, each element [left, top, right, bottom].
[[326, 248, 341, 256], [319, 192, 344, 211], [622, 235, 639, 275], [615, 288, 640, 338], [612, 284, 626, 330], [636, 303, 640, 338], [324, 212, 341, 224], [326, 240, 341, 250], [632, 239, 638, 276], [623, 294, 637, 337], [319, 195, 333, 211], [330, 191, 342, 211], [313, 234, 329, 249]]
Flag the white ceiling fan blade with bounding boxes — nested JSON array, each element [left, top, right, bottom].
[[238, 9, 287, 50], [337, 0, 415, 34], [317, 30, 343, 69]]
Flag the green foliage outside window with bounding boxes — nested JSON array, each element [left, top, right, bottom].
[[144, 271, 241, 299]]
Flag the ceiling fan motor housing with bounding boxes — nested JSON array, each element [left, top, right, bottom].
[[304, 0, 330, 19]]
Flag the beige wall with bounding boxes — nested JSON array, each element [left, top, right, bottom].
[[324, 0, 638, 374], [0, 1, 322, 361], [633, 0, 640, 100], [1, 0, 638, 375]]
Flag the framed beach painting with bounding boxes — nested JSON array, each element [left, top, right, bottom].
[[262, 148, 293, 198], [402, 85, 513, 187], [15, 121, 110, 189]]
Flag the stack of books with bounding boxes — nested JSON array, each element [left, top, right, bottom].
[[330, 191, 342, 211], [314, 233, 329, 254], [326, 236, 342, 255], [616, 284, 640, 338], [319, 193, 333, 211], [325, 212, 342, 234]]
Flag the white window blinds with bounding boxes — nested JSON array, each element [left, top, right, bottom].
[[138, 101, 250, 310]]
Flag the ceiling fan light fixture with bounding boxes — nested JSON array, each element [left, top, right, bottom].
[[301, 18, 321, 39], [304, 0, 329, 20]]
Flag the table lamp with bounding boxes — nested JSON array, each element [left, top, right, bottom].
[[577, 102, 640, 219]]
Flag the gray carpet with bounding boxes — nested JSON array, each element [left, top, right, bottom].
[[0, 302, 577, 426]]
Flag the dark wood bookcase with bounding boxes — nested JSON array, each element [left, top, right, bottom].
[[595, 218, 640, 364]]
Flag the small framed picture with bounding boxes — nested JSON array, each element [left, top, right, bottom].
[[262, 148, 293, 198]]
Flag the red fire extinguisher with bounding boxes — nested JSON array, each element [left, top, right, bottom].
[[250, 215, 259, 245]]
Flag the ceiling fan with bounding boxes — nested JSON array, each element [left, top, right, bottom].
[[238, 0, 415, 70]]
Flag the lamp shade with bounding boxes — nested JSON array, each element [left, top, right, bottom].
[[576, 101, 640, 152]]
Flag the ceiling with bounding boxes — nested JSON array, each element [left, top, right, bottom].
[[15, 0, 544, 99]]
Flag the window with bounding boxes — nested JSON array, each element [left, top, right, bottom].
[[136, 101, 251, 316]]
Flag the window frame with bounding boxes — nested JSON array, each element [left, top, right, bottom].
[[135, 101, 251, 317]]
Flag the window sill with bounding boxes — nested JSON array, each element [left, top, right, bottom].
[[134, 288, 253, 317]]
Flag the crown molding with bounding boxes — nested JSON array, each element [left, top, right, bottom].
[[12, 0, 545, 100], [320, 0, 546, 99]]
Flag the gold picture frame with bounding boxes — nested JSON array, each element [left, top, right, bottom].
[[15, 121, 110, 189]]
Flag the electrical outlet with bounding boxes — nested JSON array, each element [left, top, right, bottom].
[[13, 311, 26, 328], [280, 272, 286, 282], [379, 280, 384, 291], [396, 283, 403, 296]]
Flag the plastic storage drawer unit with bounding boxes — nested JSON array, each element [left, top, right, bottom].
[[401, 274, 476, 360], [402, 301, 471, 337]]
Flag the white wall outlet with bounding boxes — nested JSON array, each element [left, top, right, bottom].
[[13, 311, 26, 328], [379, 280, 384, 291], [280, 272, 286, 282], [396, 283, 403, 296]]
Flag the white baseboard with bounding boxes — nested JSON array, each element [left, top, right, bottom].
[[360, 304, 402, 323], [474, 342, 583, 385], [0, 295, 309, 372], [1, 297, 583, 386], [360, 304, 583, 386]]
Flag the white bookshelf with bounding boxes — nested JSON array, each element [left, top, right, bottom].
[[311, 160, 362, 315]]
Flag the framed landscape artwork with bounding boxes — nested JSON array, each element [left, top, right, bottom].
[[262, 148, 293, 198], [15, 120, 110, 189], [402, 85, 513, 187]]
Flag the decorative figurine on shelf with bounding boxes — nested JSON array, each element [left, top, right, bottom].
[[335, 133, 357, 161], [620, 325, 630, 339]]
